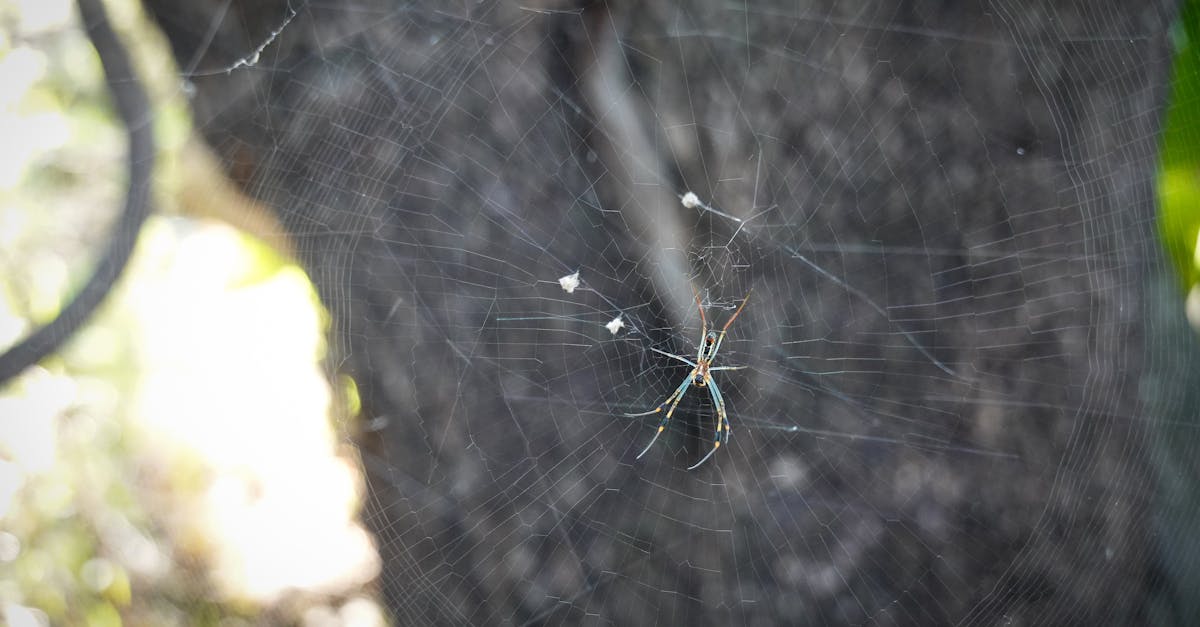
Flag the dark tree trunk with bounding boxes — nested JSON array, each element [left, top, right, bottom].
[[141, 1, 1183, 624]]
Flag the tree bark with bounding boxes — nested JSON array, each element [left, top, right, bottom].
[[142, 1, 1181, 623]]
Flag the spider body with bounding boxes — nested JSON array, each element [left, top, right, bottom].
[[625, 289, 751, 469]]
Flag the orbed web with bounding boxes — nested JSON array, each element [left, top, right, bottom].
[[499, 184, 972, 470], [170, 0, 1173, 624]]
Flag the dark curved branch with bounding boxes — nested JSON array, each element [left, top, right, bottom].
[[0, 0, 155, 386]]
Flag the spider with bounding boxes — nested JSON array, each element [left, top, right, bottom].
[[626, 288, 751, 469]]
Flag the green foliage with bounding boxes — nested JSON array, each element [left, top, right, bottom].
[[0, 2, 378, 625], [1160, 0, 1200, 290]]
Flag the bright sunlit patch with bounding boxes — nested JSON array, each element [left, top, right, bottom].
[[12, 0, 73, 34], [0, 369, 73, 516], [0, 0, 382, 621], [0, 461, 22, 521], [206, 457, 379, 598], [0, 207, 30, 251], [0, 47, 48, 108], [131, 219, 378, 602], [0, 47, 70, 189], [0, 313, 28, 370], [3, 603, 47, 627]]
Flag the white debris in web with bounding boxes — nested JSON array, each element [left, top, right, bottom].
[[558, 271, 581, 294], [223, 7, 297, 74], [605, 316, 624, 335], [679, 191, 742, 222]]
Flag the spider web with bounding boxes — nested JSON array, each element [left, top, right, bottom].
[[146, 0, 1190, 624]]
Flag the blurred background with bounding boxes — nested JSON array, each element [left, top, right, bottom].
[[4, 0, 1200, 624], [0, 0, 383, 624]]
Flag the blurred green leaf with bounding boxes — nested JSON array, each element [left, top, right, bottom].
[[85, 601, 122, 627], [1160, 0, 1200, 289]]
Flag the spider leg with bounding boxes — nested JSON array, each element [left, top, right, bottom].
[[692, 285, 708, 338], [720, 289, 752, 333], [708, 365, 746, 372], [622, 369, 693, 417], [632, 372, 695, 459], [687, 374, 731, 470], [709, 375, 731, 449], [708, 289, 752, 358], [649, 346, 698, 368]]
